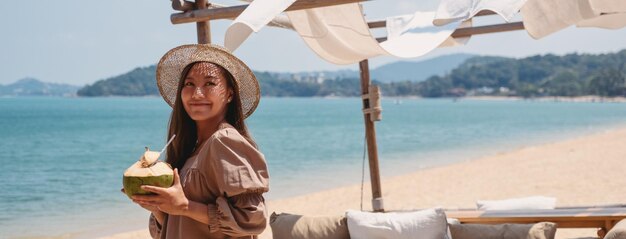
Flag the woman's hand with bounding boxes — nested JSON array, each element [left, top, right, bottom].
[[121, 188, 161, 213], [132, 168, 190, 216]]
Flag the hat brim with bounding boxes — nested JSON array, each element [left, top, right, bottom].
[[156, 44, 260, 119]]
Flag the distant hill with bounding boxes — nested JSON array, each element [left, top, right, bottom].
[[272, 53, 476, 82], [0, 78, 79, 96], [371, 53, 476, 82], [76, 54, 475, 96], [77, 66, 157, 96], [75, 50, 626, 97]]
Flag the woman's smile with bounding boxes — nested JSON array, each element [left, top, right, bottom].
[[188, 101, 211, 107], [187, 101, 213, 115]]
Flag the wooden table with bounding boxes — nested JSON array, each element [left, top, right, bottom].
[[446, 207, 626, 237]]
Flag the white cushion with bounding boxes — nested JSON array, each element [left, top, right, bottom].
[[477, 196, 557, 210], [447, 218, 461, 225], [346, 208, 448, 239]]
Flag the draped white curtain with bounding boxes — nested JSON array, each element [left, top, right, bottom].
[[521, 0, 626, 39], [224, 0, 626, 64], [285, 4, 470, 64]]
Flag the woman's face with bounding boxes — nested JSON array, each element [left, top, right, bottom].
[[181, 62, 233, 123]]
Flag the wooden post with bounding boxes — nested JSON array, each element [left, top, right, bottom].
[[196, 0, 211, 44], [359, 59, 384, 212]]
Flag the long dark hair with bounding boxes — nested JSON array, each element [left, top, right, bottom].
[[165, 61, 257, 170]]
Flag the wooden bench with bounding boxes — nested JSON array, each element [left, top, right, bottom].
[[445, 207, 626, 237]]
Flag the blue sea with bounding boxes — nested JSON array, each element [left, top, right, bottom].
[[1, 97, 626, 238]]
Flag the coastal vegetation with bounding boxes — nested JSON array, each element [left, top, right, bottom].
[[422, 50, 626, 97], [75, 50, 626, 98], [77, 66, 158, 96]]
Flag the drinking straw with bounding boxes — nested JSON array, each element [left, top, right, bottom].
[[160, 134, 176, 155], [148, 134, 176, 167]]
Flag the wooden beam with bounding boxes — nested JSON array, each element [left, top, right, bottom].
[[173, 1, 294, 30], [172, 0, 196, 12], [451, 21, 524, 38], [359, 59, 384, 212], [375, 22, 525, 42], [196, 0, 211, 44], [171, 0, 368, 24], [367, 20, 386, 29], [368, 10, 500, 29]]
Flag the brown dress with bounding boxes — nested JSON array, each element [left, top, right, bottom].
[[149, 123, 270, 239]]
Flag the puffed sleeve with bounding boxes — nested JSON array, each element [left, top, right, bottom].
[[206, 128, 270, 236]]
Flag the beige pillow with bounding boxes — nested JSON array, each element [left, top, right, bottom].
[[269, 212, 350, 239], [449, 222, 557, 239], [605, 219, 626, 239]]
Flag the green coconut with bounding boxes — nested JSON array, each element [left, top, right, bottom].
[[123, 148, 174, 198]]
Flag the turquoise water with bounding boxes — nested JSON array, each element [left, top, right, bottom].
[[1, 97, 626, 238]]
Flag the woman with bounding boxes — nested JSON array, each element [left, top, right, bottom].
[[130, 44, 269, 239]]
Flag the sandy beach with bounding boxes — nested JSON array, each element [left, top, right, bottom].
[[101, 125, 626, 239]]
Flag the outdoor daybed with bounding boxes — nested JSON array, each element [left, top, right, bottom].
[[270, 207, 626, 239]]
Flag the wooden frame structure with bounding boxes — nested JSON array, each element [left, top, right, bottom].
[[169, 0, 527, 212], [446, 207, 626, 237]]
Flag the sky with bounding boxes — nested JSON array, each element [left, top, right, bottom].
[[1, 0, 625, 86]]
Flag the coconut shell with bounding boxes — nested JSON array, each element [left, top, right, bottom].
[[123, 161, 174, 198]]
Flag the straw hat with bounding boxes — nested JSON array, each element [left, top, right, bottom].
[[156, 44, 260, 118]]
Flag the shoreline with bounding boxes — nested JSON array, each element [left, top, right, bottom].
[[463, 95, 626, 103], [99, 124, 626, 239], [4, 95, 625, 103], [261, 95, 626, 103], [262, 119, 626, 200], [384, 95, 626, 103]]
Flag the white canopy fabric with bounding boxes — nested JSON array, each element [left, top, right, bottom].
[[284, 3, 387, 64], [226, 2, 471, 64], [575, 0, 626, 29], [433, 0, 527, 26], [521, 0, 595, 39], [433, 0, 626, 39], [382, 12, 472, 58], [521, 0, 626, 39], [286, 4, 469, 64], [577, 13, 626, 29], [224, 0, 295, 51], [587, 0, 626, 14], [224, 0, 626, 63]]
